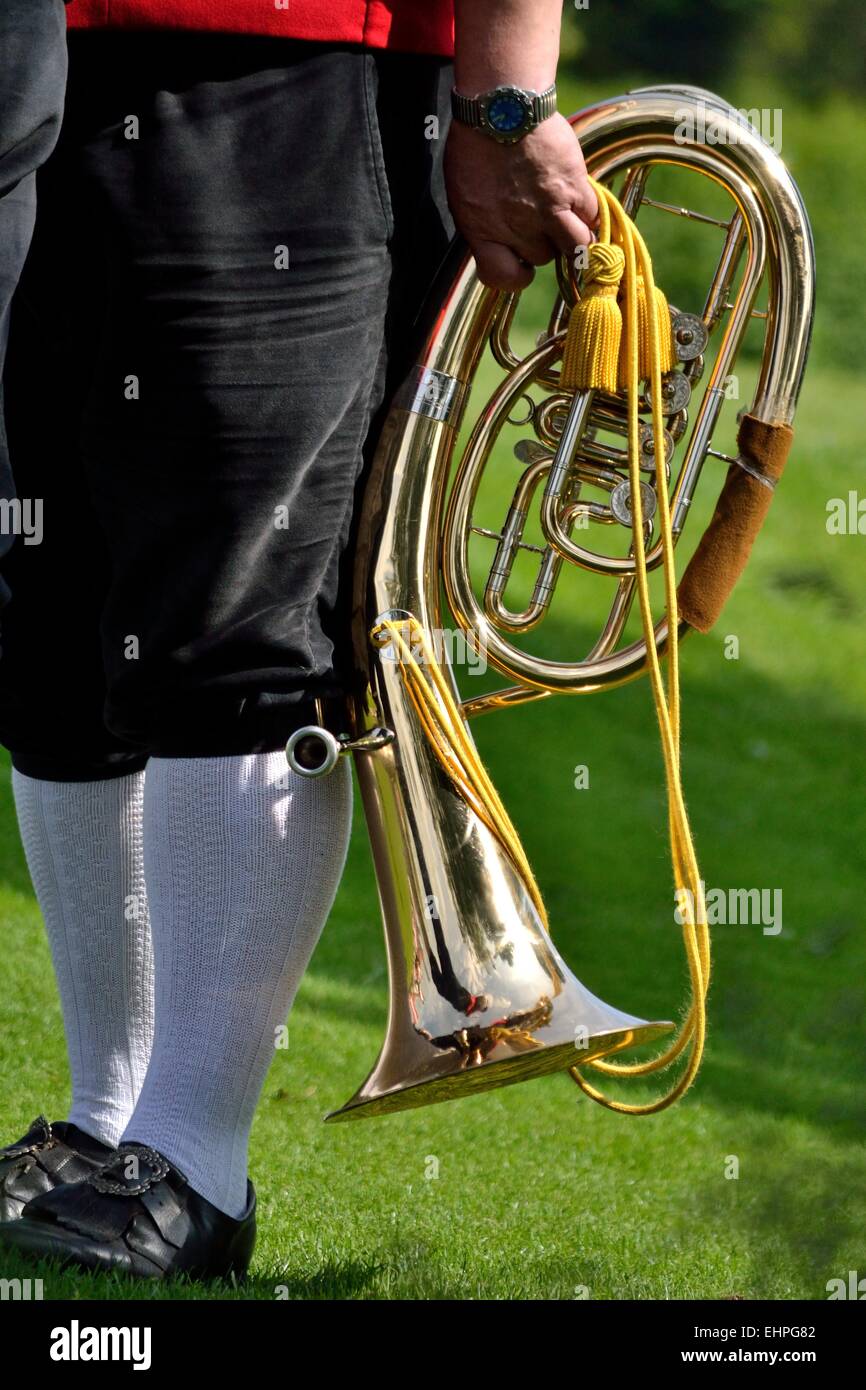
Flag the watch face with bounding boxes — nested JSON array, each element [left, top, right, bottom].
[[483, 87, 532, 138]]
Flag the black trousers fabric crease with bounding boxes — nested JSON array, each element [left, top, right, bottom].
[[0, 32, 454, 780], [0, 0, 68, 605]]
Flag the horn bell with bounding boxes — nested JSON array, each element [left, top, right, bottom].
[[326, 698, 672, 1122], [326, 759, 672, 1122]]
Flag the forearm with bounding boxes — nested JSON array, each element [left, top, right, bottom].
[[447, 1, 595, 291], [454, 0, 563, 93]]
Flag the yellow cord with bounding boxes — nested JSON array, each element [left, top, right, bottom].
[[372, 174, 710, 1117], [566, 178, 710, 1113], [369, 616, 550, 931]]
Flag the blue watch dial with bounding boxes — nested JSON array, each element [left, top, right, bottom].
[[486, 93, 529, 134]]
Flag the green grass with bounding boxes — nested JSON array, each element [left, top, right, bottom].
[[1, 353, 863, 1300]]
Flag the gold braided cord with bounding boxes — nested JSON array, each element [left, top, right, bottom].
[[567, 178, 709, 1111], [372, 174, 710, 1116]]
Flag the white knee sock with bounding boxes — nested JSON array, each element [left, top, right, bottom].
[[122, 752, 352, 1219], [11, 770, 155, 1148]]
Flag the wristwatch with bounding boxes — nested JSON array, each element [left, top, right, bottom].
[[451, 83, 558, 144]]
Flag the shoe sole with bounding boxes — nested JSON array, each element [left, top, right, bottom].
[[0, 1221, 248, 1282]]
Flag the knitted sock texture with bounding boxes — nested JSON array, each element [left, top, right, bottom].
[[122, 752, 353, 1218], [12, 770, 154, 1148]]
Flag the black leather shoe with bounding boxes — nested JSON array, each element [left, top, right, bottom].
[[0, 1115, 114, 1223], [0, 1142, 256, 1280]]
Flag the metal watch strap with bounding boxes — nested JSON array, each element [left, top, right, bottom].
[[531, 85, 558, 125], [451, 89, 482, 129], [451, 84, 558, 132]]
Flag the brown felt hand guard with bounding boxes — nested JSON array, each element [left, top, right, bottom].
[[677, 413, 794, 633]]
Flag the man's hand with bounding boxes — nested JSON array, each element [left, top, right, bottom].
[[444, 112, 598, 292]]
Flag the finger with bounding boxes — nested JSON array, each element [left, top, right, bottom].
[[547, 207, 595, 258], [495, 228, 560, 267], [573, 180, 599, 232], [472, 240, 536, 292]]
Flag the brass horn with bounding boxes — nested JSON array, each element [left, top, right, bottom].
[[286, 85, 815, 1121]]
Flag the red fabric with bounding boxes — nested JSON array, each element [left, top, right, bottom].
[[65, 2, 455, 57]]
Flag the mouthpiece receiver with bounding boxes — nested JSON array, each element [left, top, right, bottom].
[[285, 726, 343, 778]]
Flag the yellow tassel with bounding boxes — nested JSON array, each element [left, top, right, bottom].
[[652, 284, 677, 373], [618, 274, 677, 385], [559, 241, 625, 392]]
